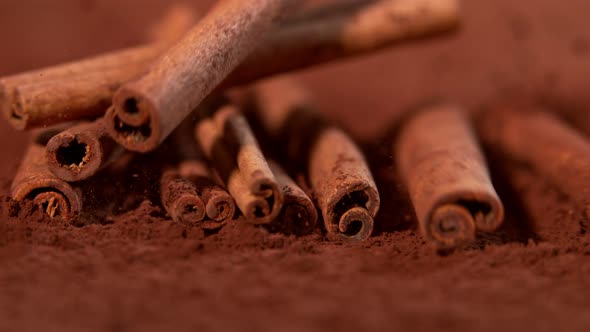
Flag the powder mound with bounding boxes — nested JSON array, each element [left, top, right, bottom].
[[205, 218, 297, 251]]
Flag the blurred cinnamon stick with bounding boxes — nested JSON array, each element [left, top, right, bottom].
[[195, 103, 282, 224], [250, 78, 379, 242], [45, 117, 122, 182], [396, 104, 504, 250], [228, 0, 460, 86], [478, 105, 590, 218], [0, 4, 197, 130], [11, 129, 82, 222]]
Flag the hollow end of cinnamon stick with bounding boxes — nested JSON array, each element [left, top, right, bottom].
[[325, 182, 380, 242], [181, 163, 236, 230], [12, 130, 83, 221], [281, 201, 318, 236], [169, 193, 207, 224], [13, 181, 81, 222], [205, 190, 235, 222], [160, 171, 207, 225], [104, 101, 157, 153], [243, 176, 283, 224], [46, 126, 102, 182], [268, 160, 318, 235], [396, 104, 505, 249], [427, 204, 476, 249]]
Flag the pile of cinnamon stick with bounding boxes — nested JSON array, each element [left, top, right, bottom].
[[3, 0, 520, 248]]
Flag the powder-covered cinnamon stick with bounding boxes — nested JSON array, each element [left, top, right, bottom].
[[396, 104, 504, 250], [250, 78, 379, 242], [268, 161, 318, 236], [195, 103, 283, 224], [160, 167, 207, 225], [177, 160, 236, 229], [11, 130, 82, 222], [45, 117, 122, 182], [161, 118, 236, 229], [0, 4, 196, 130]]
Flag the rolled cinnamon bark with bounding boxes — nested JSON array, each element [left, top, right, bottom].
[[2, 0, 458, 131], [45, 117, 122, 182], [11, 130, 82, 222], [177, 160, 236, 230], [162, 118, 236, 229], [396, 104, 504, 250], [195, 104, 283, 224], [107, 0, 458, 153], [478, 106, 590, 215], [0, 4, 197, 130], [268, 161, 318, 236], [251, 78, 379, 242], [160, 167, 207, 225], [109, 0, 300, 153]]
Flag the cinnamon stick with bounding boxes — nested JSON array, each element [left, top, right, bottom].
[[107, 0, 458, 153], [227, 0, 460, 86], [45, 117, 122, 182], [11, 130, 82, 222], [395, 104, 504, 250], [108, 0, 300, 153], [161, 118, 236, 229], [160, 167, 207, 225], [195, 103, 283, 224], [477, 106, 590, 217], [2, 0, 458, 131], [177, 160, 236, 229], [0, 4, 197, 130], [250, 78, 379, 242], [268, 161, 318, 236]]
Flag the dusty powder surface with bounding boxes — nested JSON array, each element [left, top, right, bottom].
[[1, 0, 590, 331]]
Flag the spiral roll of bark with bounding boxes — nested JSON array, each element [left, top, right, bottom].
[[11, 130, 82, 222], [195, 103, 282, 224], [251, 77, 379, 241], [396, 104, 504, 250], [268, 161, 318, 236], [45, 118, 122, 182]]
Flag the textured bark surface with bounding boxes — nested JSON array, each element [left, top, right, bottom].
[[396, 105, 503, 249], [110, 0, 301, 152], [0, 4, 195, 130]]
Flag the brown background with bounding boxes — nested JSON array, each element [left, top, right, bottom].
[[1, 1, 590, 331]]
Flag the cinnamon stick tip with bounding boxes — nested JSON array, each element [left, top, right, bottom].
[[329, 206, 374, 242], [46, 130, 102, 182], [427, 204, 476, 249], [206, 193, 236, 222], [11, 177, 82, 221], [431, 190, 504, 234], [245, 179, 283, 224], [1, 89, 27, 131], [104, 107, 160, 153], [282, 198, 319, 236], [170, 193, 207, 224]]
